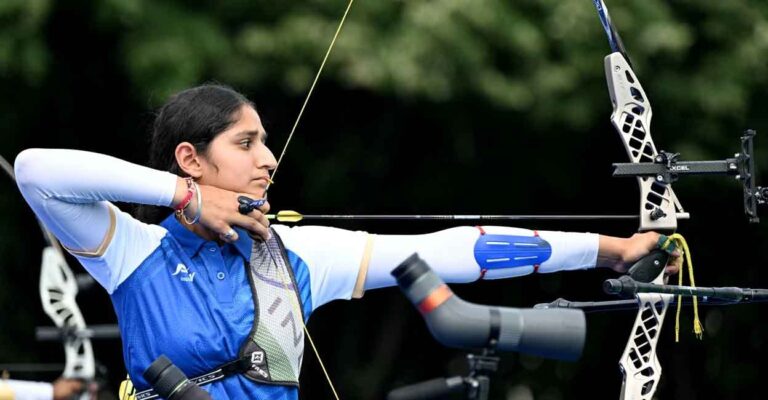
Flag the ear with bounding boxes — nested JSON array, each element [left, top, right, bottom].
[[174, 142, 204, 178]]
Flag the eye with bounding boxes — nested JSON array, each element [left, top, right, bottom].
[[240, 139, 252, 149]]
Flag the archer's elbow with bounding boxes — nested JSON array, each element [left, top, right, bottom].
[[14, 148, 49, 195]]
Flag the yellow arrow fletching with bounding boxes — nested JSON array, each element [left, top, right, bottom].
[[269, 210, 304, 223]]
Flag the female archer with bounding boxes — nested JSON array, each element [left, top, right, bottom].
[[14, 84, 679, 399]]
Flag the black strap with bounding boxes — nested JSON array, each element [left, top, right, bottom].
[[135, 353, 256, 400]]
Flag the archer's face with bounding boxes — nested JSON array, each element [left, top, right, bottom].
[[197, 104, 276, 198]]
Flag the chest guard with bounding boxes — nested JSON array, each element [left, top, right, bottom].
[[239, 229, 305, 386]]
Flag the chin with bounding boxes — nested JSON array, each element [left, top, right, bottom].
[[247, 186, 267, 198]]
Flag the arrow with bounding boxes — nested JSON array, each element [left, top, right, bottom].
[[265, 210, 640, 223]]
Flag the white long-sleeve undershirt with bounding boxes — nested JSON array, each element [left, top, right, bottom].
[[14, 149, 176, 253], [14, 148, 598, 298]]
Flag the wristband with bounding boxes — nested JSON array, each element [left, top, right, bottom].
[[173, 177, 195, 212]]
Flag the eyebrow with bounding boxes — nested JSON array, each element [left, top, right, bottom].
[[234, 130, 268, 141]]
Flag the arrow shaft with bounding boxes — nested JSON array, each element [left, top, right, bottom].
[[269, 213, 639, 221]]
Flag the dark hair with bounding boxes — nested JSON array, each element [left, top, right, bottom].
[[137, 84, 254, 223]]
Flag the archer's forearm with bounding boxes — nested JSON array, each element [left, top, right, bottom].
[[362, 226, 599, 291]]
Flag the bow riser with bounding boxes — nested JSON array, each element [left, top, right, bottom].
[[604, 52, 679, 399], [604, 53, 688, 232]]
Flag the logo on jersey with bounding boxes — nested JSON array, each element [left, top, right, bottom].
[[172, 263, 195, 283]]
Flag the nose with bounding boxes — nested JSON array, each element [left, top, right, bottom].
[[257, 142, 278, 172]]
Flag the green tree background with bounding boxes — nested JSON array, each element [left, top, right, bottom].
[[1, 0, 767, 399]]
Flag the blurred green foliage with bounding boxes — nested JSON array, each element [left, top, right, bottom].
[[3, 0, 767, 145], [1, 1, 767, 399], [0, 0, 52, 85]]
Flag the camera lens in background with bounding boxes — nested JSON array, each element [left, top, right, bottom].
[[392, 253, 586, 361]]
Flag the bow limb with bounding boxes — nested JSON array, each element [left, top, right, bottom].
[[0, 155, 95, 399]]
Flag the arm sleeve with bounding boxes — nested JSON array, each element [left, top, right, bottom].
[[1, 379, 53, 400], [14, 148, 176, 293], [364, 226, 599, 290], [272, 225, 598, 307]]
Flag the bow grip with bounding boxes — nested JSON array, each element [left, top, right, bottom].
[[627, 248, 670, 283]]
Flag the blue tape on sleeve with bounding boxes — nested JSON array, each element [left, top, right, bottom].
[[474, 234, 552, 270]]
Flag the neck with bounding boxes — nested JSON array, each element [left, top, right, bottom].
[[178, 215, 220, 243]]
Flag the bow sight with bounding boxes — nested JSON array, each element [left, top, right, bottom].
[[612, 129, 767, 223]]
